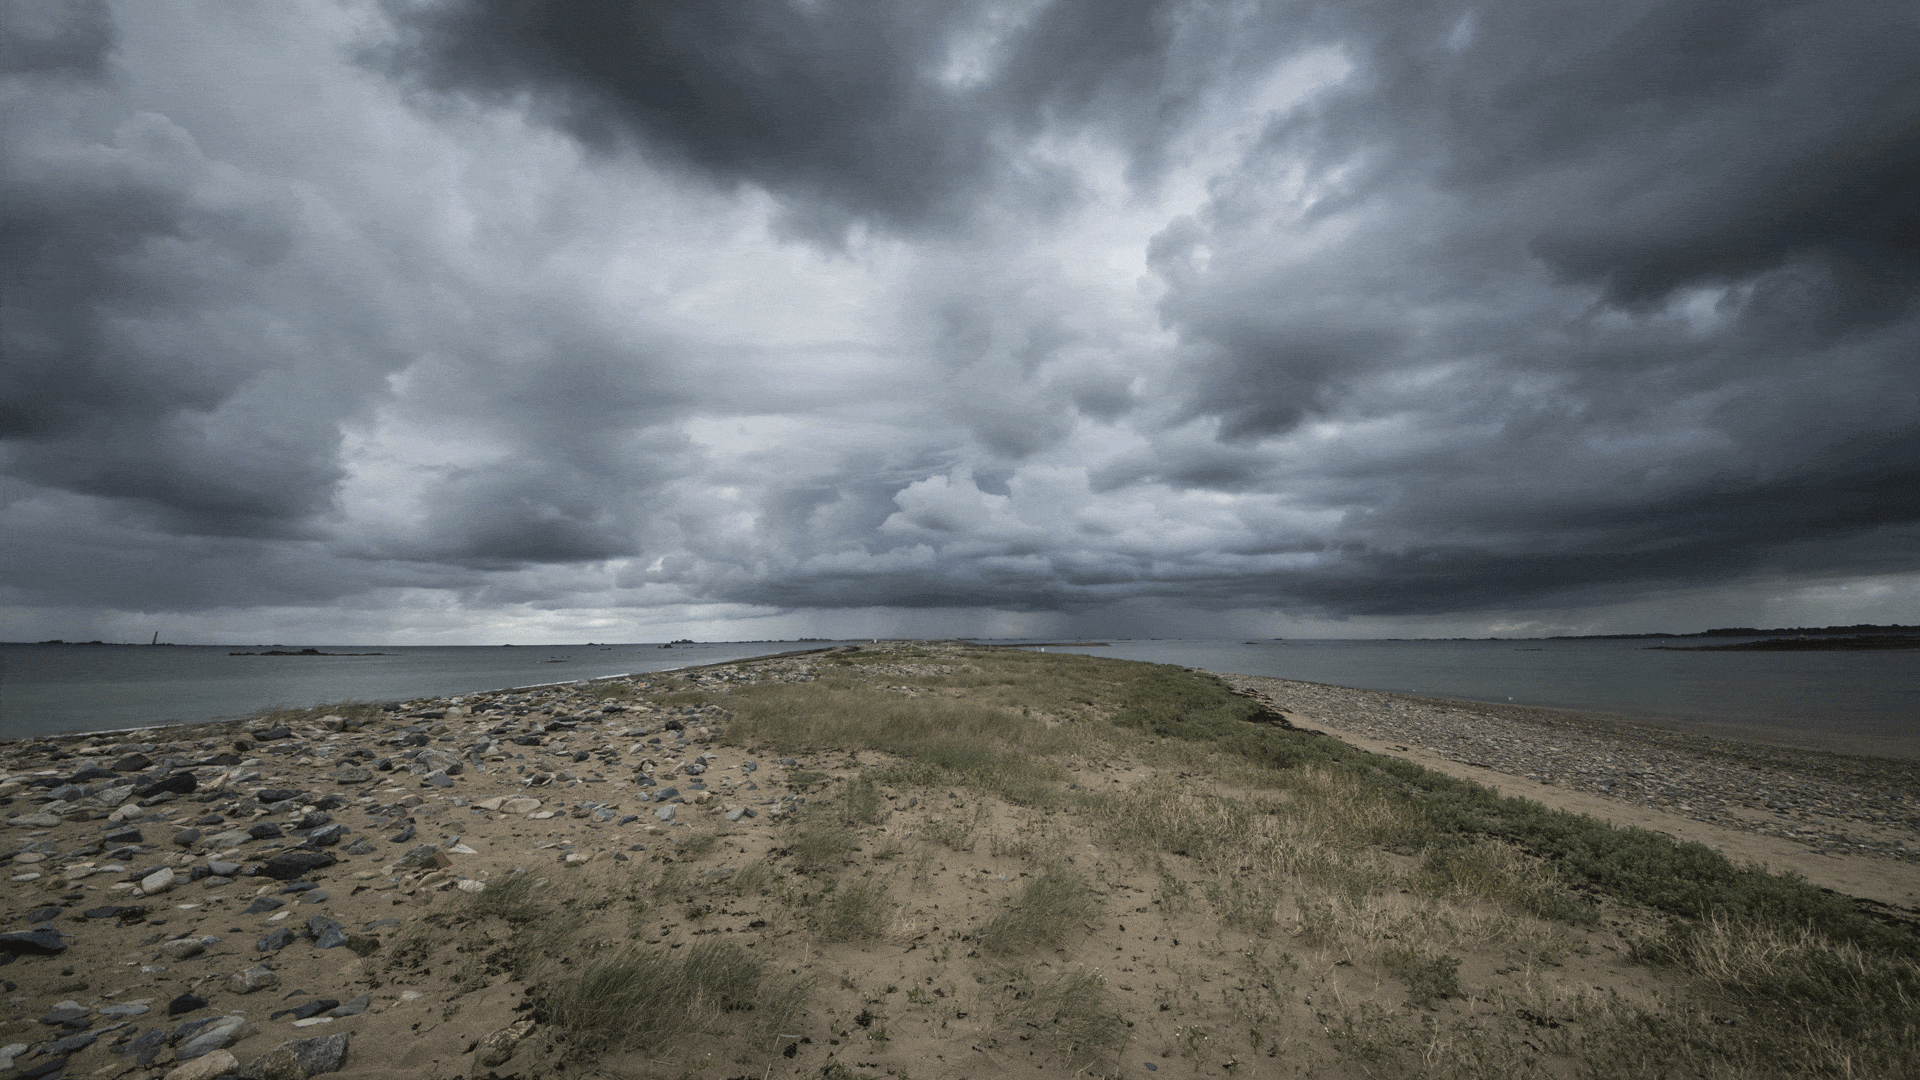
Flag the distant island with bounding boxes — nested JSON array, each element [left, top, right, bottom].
[[1649, 634, 1920, 652], [1553, 623, 1919, 641], [228, 648, 389, 656]]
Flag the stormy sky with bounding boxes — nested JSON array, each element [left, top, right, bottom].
[[4, 0, 1917, 644]]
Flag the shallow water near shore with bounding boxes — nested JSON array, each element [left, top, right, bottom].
[[3, 635, 1915, 755], [0, 640, 841, 739], [993, 637, 1920, 757]]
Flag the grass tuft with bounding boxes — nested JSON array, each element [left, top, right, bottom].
[[977, 867, 1099, 955]]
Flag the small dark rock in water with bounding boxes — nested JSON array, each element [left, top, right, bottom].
[[262, 850, 336, 880], [0, 930, 68, 956], [134, 772, 196, 798], [167, 992, 208, 1016]]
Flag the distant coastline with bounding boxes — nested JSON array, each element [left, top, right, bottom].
[[1650, 634, 1920, 652]]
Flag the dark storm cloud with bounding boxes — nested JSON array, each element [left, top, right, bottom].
[[380, 0, 1234, 238], [6, 0, 1918, 641]]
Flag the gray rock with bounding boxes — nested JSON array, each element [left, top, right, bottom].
[[327, 993, 369, 1017], [332, 765, 373, 784], [157, 936, 205, 960], [342, 838, 375, 856], [475, 1019, 536, 1067], [207, 860, 242, 876], [394, 844, 449, 870], [226, 962, 280, 994], [172, 827, 203, 847], [0, 930, 67, 955], [97, 1003, 150, 1018], [40, 1002, 89, 1025], [164, 1048, 239, 1080], [261, 850, 336, 880], [174, 1013, 245, 1059], [307, 823, 350, 846], [256, 927, 299, 952], [140, 866, 177, 894], [251, 1032, 349, 1078], [653, 804, 676, 821], [308, 915, 348, 950]]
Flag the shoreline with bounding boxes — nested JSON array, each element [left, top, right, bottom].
[[1214, 669, 1920, 914]]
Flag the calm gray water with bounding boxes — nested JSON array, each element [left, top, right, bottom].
[[0, 641, 840, 739], [3, 637, 1915, 756], [999, 638, 1919, 755]]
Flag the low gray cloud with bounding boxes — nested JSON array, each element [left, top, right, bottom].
[[2, 0, 1915, 642]]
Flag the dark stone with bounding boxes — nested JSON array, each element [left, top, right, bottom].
[[308, 915, 348, 949], [276, 998, 340, 1020], [313, 794, 347, 811], [307, 824, 349, 846], [41, 1004, 89, 1024], [26, 906, 63, 924], [193, 814, 224, 826], [0, 930, 67, 956], [133, 772, 196, 798], [342, 838, 375, 856], [286, 1031, 351, 1075], [113, 753, 153, 772], [247, 822, 284, 840], [243, 896, 284, 915], [387, 824, 415, 843], [171, 828, 202, 848], [102, 827, 143, 844], [15, 1055, 70, 1079], [83, 905, 145, 921], [254, 788, 302, 804], [293, 811, 332, 830], [279, 881, 319, 893], [299, 889, 330, 905], [261, 850, 335, 880], [256, 928, 298, 952], [40, 1031, 97, 1055], [167, 992, 208, 1016], [66, 765, 117, 784], [253, 727, 294, 741], [126, 1028, 167, 1055]]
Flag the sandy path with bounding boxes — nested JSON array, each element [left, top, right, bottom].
[[1215, 672, 1920, 917]]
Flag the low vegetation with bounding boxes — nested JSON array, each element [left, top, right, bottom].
[[383, 644, 1915, 1077]]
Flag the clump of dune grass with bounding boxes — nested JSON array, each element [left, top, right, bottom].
[[786, 819, 860, 874], [539, 941, 807, 1055], [977, 867, 1099, 955], [808, 876, 891, 942], [1000, 971, 1128, 1071]]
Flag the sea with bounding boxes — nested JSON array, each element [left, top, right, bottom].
[[3, 637, 1916, 757]]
